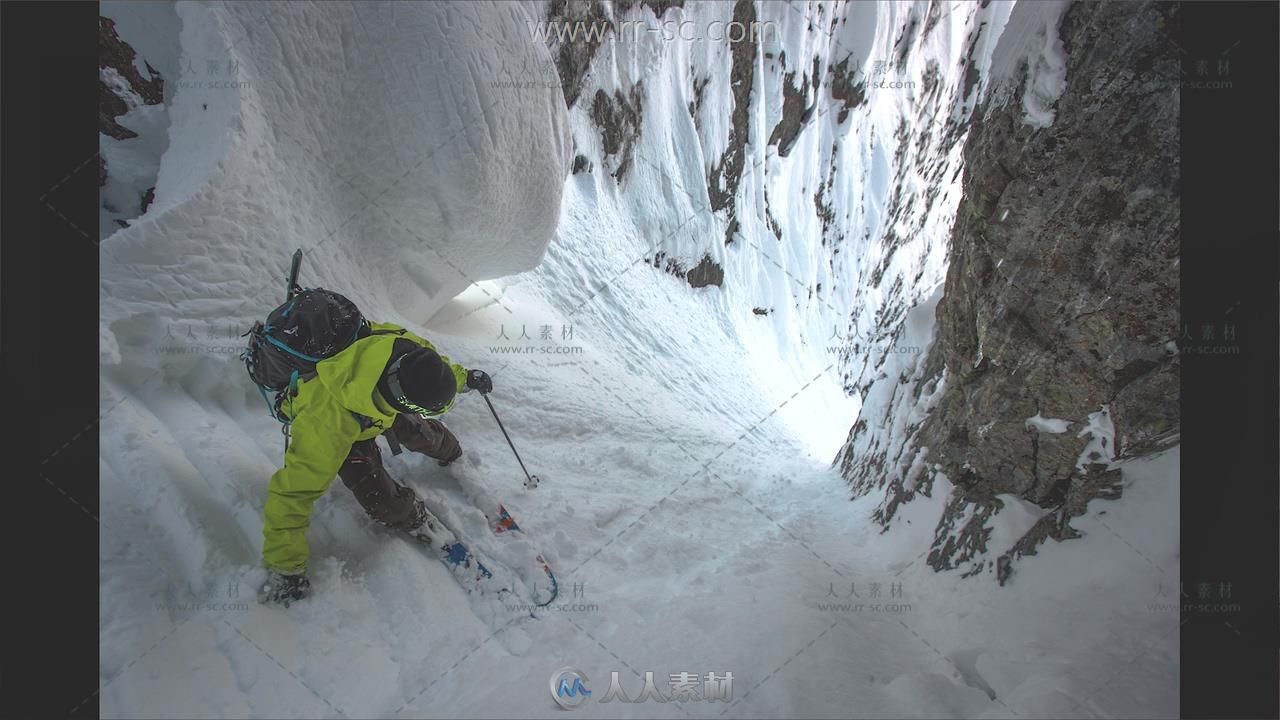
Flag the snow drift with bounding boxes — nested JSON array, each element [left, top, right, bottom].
[[101, 0, 572, 358]]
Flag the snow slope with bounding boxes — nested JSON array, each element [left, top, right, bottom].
[[98, 1, 1177, 717]]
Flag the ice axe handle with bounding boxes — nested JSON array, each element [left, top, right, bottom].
[[285, 248, 303, 301]]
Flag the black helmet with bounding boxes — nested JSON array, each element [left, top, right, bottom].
[[379, 347, 456, 416]]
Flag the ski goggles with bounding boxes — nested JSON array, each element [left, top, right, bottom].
[[385, 355, 455, 418]]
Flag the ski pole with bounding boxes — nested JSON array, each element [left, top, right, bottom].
[[481, 392, 540, 489]]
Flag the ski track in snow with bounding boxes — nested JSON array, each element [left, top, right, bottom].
[[98, 2, 1177, 717]]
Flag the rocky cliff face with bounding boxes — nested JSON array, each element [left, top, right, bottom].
[[837, 0, 1180, 583], [100, 16, 164, 140], [99, 15, 168, 232]]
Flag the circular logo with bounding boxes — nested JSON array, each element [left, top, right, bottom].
[[550, 666, 590, 710]]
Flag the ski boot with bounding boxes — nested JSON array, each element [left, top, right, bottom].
[[404, 495, 501, 591], [436, 447, 463, 468], [406, 495, 457, 548]]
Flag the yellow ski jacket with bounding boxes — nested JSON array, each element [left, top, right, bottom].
[[261, 322, 467, 574]]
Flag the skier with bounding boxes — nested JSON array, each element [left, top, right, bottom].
[[257, 321, 493, 606]]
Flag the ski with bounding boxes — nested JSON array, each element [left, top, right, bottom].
[[415, 461, 559, 608], [400, 533, 540, 659], [491, 503, 559, 607], [404, 499, 552, 627], [406, 502, 508, 599]]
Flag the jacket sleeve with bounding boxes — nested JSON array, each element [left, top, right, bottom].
[[261, 395, 359, 574], [436, 348, 468, 393]]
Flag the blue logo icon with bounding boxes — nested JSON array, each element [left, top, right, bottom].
[[550, 667, 591, 709]]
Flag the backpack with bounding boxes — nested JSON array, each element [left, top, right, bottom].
[[243, 250, 413, 453], [242, 288, 370, 423], [241, 249, 371, 424]]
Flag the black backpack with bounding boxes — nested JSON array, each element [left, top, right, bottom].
[[242, 250, 369, 423]]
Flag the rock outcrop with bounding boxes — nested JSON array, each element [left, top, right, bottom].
[[707, 0, 758, 247], [546, 0, 612, 109], [837, 0, 1180, 583], [686, 254, 725, 288], [591, 85, 644, 182], [99, 16, 164, 140]]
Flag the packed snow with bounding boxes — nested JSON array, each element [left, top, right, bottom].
[[977, 0, 1071, 128], [98, 1, 1177, 718], [1076, 405, 1118, 469], [1025, 414, 1072, 434]]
